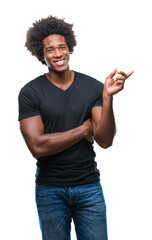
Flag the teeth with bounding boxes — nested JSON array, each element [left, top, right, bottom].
[[55, 60, 65, 66]]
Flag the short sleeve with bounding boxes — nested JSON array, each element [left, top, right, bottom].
[[18, 85, 40, 121], [93, 82, 104, 107]]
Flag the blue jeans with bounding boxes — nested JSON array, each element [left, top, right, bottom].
[[35, 182, 108, 240]]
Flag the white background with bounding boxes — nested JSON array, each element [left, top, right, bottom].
[[1, 0, 152, 239]]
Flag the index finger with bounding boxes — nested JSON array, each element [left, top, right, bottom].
[[107, 69, 117, 78]]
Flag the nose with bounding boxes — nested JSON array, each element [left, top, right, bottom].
[[54, 48, 62, 58]]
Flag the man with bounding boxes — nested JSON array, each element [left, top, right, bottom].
[[18, 15, 133, 240]]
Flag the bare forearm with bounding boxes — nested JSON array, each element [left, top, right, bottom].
[[30, 125, 85, 158], [94, 94, 116, 148], [93, 68, 134, 148]]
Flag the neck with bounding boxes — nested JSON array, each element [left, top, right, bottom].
[[47, 68, 72, 85]]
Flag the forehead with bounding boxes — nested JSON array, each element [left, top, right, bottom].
[[42, 34, 66, 47]]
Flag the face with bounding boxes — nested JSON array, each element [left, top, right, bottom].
[[43, 34, 70, 72]]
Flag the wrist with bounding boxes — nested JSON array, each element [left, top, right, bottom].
[[103, 91, 113, 105], [78, 124, 87, 138]]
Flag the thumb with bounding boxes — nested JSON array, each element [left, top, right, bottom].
[[107, 69, 117, 78]]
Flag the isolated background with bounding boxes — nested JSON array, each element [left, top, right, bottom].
[[1, 0, 152, 239]]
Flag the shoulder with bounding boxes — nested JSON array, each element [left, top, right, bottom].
[[75, 71, 104, 89], [20, 75, 44, 92], [19, 74, 45, 98]]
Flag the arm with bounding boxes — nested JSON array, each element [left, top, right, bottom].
[[92, 69, 134, 149], [92, 99, 115, 149], [20, 115, 93, 158]]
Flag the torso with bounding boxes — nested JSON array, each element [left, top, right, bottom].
[[19, 71, 104, 187]]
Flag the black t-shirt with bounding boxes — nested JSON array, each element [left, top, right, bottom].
[[18, 71, 104, 187]]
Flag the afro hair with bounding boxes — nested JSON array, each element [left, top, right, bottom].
[[25, 15, 77, 65]]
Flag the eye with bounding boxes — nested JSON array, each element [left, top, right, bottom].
[[48, 49, 53, 53], [60, 45, 66, 50]]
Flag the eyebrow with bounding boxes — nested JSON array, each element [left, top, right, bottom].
[[45, 44, 67, 51]]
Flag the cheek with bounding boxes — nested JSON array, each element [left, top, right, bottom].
[[66, 52, 70, 62]]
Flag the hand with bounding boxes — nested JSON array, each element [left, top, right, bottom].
[[103, 69, 134, 96], [82, 119, 94, 144]]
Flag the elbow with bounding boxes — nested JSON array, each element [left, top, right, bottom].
[[31, 148, 40, 159], [101, 141, 113, 149], [23, 134, 47, 159], [94, 134, 114, 149], [31, 144, 53, 158], [32, 152, 39, 159], [29, 145, 42, 159]]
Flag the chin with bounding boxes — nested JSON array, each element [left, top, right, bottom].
[[53, 66, 69, 73]]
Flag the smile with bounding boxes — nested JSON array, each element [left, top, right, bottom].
[[54, 59, 66, 66]]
